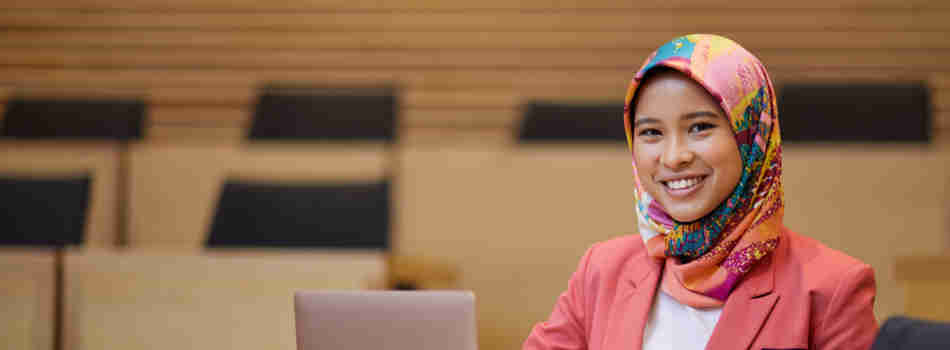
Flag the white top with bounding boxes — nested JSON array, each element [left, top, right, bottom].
[[642, 289, 723, 350]]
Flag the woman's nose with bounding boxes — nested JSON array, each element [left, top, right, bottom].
[[660, 140, 694, 170]]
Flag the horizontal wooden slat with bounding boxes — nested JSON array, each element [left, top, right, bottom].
[[0, 86, 145, 101], [775, 72, 950, 88], [404, 107, 519, 127], [2, 48, 949, 71], [149, 106, 250, 124], [154, 87, 601, 108], [146, 123, 246, 143], [0, 47, 645, 69], [1, 68, 945, 91], [402, 125, 515, 147], [2, 30, 946, 50], [3, 0, 947, 10], [148, 88, 252, 106], [3, 10, 950, 32]]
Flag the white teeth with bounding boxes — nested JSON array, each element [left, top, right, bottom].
[[665, 177, 702, 190]]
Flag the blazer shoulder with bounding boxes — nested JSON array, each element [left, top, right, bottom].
[[778, 228, 874, 291], [589, 234, 647, 261], [583, 234, 650, 276]]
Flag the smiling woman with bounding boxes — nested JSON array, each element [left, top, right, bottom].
[[524, 34, 878, 350], [631, 68, 743, 224]]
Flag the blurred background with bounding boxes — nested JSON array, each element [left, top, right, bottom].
[[1, 0, 949, 349]]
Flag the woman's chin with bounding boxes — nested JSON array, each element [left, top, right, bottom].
[[664, 207, 707, 223]]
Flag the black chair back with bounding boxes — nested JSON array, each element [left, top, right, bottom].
[[779, 83, 930, 143], [206, 180, 390, 249], [0, 176, 91, 246], [2, 97, 145, 140], [518, 101, 625, 142], [872, 316, 950, 350]]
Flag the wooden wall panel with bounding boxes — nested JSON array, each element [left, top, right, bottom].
[[397, 147, 635, 350], [4, 30, 949, 50], [1, 67, 944, 91], [146, 124, 247, 143], [3, 0, 948, 10], [4, 11, 950, 31], [2, 48, 948, 71]]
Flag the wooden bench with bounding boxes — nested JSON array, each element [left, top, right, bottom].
[[62, 249, 385, 350], [0, 249, 56, 350]]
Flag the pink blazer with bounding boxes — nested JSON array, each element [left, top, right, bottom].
[[524, 228, 878, 350]]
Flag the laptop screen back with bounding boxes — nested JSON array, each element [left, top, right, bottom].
[[294, 291, 477, 350]]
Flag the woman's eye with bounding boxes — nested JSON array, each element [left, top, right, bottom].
[[688, 122, 716, 134], [637, 128, 661, 137]]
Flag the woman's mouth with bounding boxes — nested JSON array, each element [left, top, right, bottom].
[[661, 176, 707, 198]]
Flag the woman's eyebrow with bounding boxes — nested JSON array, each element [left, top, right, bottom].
[[635, 111, 720, 127], [633, 117, 659, 128], [682, 111, 721, 121]]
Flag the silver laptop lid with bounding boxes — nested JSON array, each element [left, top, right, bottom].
[[294, 290, 477, 350]]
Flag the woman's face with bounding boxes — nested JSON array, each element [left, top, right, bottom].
[[632, 70, 743, 223]]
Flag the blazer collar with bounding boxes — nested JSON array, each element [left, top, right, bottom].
[[704, 228, 787, 350], [602, 245, 662, 350], [625, 246, 663, 289]]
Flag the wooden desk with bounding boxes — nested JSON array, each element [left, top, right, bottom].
[[897, 255, 950, 322]]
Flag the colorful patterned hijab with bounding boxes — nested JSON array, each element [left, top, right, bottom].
[[623, 34, 785, 308]]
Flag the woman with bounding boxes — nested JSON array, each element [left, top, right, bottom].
[[523, 34, 877, 350]]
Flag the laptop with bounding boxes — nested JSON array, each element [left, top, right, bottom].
[[294, 290, 478, 350]]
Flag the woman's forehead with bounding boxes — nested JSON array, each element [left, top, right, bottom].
[[634, 72, 723, 116]]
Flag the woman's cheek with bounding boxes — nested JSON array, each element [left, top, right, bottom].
[[635, 143, 660, 171], [633, 143, 660, 193], [699, 134, 734, 164]]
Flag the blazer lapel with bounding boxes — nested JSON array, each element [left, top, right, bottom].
[[704, 247, 780, 350], [601, 251, 662, 350]]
